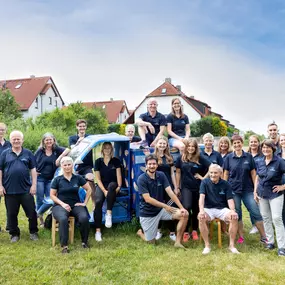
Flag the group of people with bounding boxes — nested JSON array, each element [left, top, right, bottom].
[[0, 97, 285, 257]]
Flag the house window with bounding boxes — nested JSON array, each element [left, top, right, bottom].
[[35, 97, 38, 109], [49, 97, 52, 105], [55, 100, 57, 107]]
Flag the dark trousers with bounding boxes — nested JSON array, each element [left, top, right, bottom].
[[94, 182, 117, 229], [181, 188, 199, 231], [5, 193, 38, 237], [52, 205, 90, 247]]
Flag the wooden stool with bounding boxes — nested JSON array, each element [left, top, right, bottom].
[[200, 218, 222, 248], [52, 216, 75, 247]]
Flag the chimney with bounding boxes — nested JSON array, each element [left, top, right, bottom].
[[190, 95, 194, 99], [30, 75, 35, 78], [165, 77, 171, 84], [176, 85, 181, 91], [110, 98, 113, 101]]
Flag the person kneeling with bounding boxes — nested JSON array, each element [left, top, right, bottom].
[[198, 164, 239, 255], [50, 157, 92, 254], [137, 154, 188, 248]]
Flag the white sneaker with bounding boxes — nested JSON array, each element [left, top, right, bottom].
[[169, 233, 176, 241], [95, 231, 102, 242], [202, 247, 211, 255], [155, 231, 162, 240], [229, 247, 240, 254], [105, 213, 112, 228], [249, 226, 258, 234]]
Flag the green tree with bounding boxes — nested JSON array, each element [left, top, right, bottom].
[[0, 89, 22, 122]]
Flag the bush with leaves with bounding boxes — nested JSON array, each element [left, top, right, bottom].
[[0, 89, 22, 122]]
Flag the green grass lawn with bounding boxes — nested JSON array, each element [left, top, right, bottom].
[[0, 201, 285, 285]]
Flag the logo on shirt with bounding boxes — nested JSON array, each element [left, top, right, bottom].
[[269, 167, 276, 172], [73, 184, 78, 187], [244, 161, 249, 164], [219, 189, 225, 195]]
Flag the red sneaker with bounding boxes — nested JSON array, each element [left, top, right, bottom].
[[192, 230, 199, 241], [183, 232, 190, 242], [237, 236, 244, 244]]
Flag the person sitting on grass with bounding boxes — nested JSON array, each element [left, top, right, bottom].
[[50, 156, 92, 254], [137, 154, 188, 248], [198, 164, 239, 255]]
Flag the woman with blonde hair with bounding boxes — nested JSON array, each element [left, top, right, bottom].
[[217, 136, 232, 162], [176, 138, 211, 242], [167, 98, 190, 151]]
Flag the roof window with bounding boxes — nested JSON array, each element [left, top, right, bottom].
[[15, 83, 22, 89], [161, 88, 166, 94]]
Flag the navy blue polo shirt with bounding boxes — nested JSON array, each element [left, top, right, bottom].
[[131, 136, 141, 143], [69, 134, 93, 173], [166, 113, 189, 137], [94, 157, 121, 188], [256, 155, 285, 199], [175, 155, 211, 191], [138, 171, 170, 217], [139, 111, 167, 137], [200, 178, 234, 209], [157, 156, 174, 189], [0, 140, 11, 155], [201, 150, 223, 167], [35, 146, 65, 180], [223, 151, 256, 194], [51, 174, 86, 207], [253, 154, 263, 164], [221, 152, 230, 163], [0, 148, 36, 194]]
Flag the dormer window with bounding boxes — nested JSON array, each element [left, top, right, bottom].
[[161, 88, 166, 94]]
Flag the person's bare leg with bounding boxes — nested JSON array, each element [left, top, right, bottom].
[[173, 213, 188, 248], [238, 221, 244, 238], [173, 140, 185, 152], [199, 219, 210, 248], [136, 229, 156, 244], [228, 219, 238, 248], [138, 126, 147, 141], [255, 220, 266, 238]]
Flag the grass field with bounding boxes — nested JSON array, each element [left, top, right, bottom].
[[0, 201, 285, 285]]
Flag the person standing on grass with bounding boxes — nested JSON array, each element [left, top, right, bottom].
[[137, 154, 188, 248], [153, 136, 178, 241], [217, 136, 232, 163], [254, 139, 285, 256], [94, 142, 122, 242], [223, 135, 266, 245], [175, 138, 211, 242], [201, 133, 223, 167], [267, 122, 280, 151], [69, 119, 96, 205], [136, 98, 167, 147], [167, 97, 190, 151], [0, 130, 39, 242], [35, 133, 70, 227], [0, 122, 11, 232], [276, 133, 285, 227], [50, 157, 92, 253], [198, 164, 239, 255]]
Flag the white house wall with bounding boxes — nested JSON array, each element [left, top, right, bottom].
[[134, 96, 201, 123], [118, 108, 129, 123], [21, 87, 63, 119]]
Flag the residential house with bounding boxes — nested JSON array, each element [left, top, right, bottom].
[[0, 75, 64, 119]]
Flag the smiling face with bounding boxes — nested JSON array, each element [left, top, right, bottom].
[[280, 135, 285, 148], [44, 136, 55, 148], [172, 99, 181, 113], [76, 123, 87, 135], [156, 138, 167, 152], [262, 144, 273, 157], [268, 124, 278, 140], [209, 167, 221, 183], [187, 142, 196, 154], [147, 99, 158, 113], [249, 136, 259, 151], [102, 143, 113, 157], [219, 140, 229, 152], [0, 123, 7, 139], [10, 132, 23, 149], [232, 139, 243, 152], [203, 137, 213, 150], [146, 159, 158, 174], [125, 126, 135, 140], [61, 160, 73, 174]]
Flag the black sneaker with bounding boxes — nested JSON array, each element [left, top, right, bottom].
[[11, 235, 20, 243], [265, 243, 275, 250], [61, 247, 69, 254], [30, 233, 39, 241], [82, 243, 89, 249], [278, 248, 285, 256]]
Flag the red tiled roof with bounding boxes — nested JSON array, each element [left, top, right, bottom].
[[147, 81, 183, 97], [0, 76, 62, 110], [82, 100, 129, 123]]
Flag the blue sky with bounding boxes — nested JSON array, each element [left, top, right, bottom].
[[1, 0, 285, 134]]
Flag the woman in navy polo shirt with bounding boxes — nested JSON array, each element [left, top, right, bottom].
[[276, 133, 285, 228], [217, 136, 232, 163], [35, 133, 70, 226], [154, 136, 178, 241], [223, 135, 266, 244], [50, 157, 92, 253], [94, 142, 122, 242], [176, 138, 210, 242], [255, 139, 285, 256], [167, 98, 190, 151]]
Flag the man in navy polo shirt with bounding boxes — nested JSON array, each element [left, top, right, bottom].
[[267, 122, 280, 151], [198, 164, 239, 255], [137, 154, 188, 248], [136, 98, 167, 147], [0, 130, 38, 242], [69, 119, 95, 204], [201, 133, 223, 167], [125, 124, 141, 143]]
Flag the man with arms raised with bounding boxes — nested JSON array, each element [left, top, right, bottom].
[[0, 130, 38, 242], [136, 98, 166, 147], [137, 154, 188, 248], [198, 164, 239, 254]]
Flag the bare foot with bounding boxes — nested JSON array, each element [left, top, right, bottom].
[[137, 229, 145, 241], [174, 242, 186, 250]]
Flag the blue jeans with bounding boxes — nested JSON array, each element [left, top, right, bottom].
[[36, 177, 52, 215], [233, 191, 263, 223]]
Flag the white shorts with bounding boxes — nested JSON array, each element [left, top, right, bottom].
[[204, 208, 231, 222]]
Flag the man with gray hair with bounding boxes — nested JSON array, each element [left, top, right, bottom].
[[125, 124, 141, 143], [198, 164, 239, 255], [0, 130, 38, 242], [136, 98, 166, 147]]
